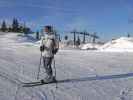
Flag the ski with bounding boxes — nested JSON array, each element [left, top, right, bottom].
[[22, 79, 70, 87], [22, 80, 57, 87]]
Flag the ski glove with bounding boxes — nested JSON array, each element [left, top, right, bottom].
[[52, 48, 58, 54], [40, 45, 45, 51], [40, 45, 50, 51]]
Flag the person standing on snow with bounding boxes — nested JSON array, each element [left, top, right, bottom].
[[40, 26, 59, 83]]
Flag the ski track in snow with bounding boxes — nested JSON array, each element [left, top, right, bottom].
[[0, 33, 133, 100]]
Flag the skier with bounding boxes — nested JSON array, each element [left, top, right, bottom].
[[40, 25, 59, 83]]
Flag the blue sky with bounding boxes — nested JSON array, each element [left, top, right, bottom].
[[0, 0, 133, 40]]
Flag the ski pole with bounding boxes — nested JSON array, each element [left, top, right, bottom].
[[37, 51, 43, 80], [53, 57, 58, 88], [53, 57, 56, 78], [37, 36, 44, 80]]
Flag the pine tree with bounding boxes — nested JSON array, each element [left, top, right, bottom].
[[1, 20, 7, 32], [12, 18, 19, 32], [127, 33, 130, 37], [8, 27, 12, 32], [36, 31, 40, 39], [23, 27, 31, 35], [64, 35, 68, 40], [19, 25, 24, 33], [76, 36, 80, 46]]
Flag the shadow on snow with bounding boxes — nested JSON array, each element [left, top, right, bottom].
[[58, 72, 133, 84], [23, 72, 133, 87]]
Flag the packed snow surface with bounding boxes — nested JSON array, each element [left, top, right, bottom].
[[0, 33, 133, 100], [100, 37, 133, 52]]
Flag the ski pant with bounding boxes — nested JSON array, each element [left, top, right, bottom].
[[43, 57, 53, 80]]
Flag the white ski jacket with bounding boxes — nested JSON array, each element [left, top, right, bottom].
[[40, 33, 58, 57]]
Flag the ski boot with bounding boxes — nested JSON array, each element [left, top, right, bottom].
[[41, 76, 56, 84]]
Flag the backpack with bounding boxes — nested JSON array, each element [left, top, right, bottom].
[[52, 38, 59, 54]]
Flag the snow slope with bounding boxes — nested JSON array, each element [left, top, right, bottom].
[[0, 33, 133, 100], [99, 37, 133, 52], [81, 43, 102, 50]]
